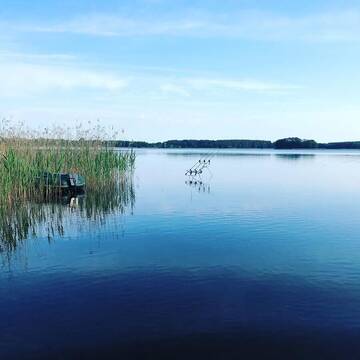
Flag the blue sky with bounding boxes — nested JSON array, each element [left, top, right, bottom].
[[1, 0, 360, 141]]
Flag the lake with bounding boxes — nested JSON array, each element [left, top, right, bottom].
[[2, 149, 360, 359]]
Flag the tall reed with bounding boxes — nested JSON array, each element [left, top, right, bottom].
[[0, 120, 135, 203]]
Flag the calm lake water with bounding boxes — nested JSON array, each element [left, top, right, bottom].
[[2, 149, 360, 359]]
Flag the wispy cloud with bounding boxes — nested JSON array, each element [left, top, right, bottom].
[[185, 78, 300, 93], [0, 54, 299, 99], [10, 9, 360, 42], [0, 52, 76, 61], [156, 77, 300, 98], [13, 14, 205, 37], [0, 62, 128, 97]]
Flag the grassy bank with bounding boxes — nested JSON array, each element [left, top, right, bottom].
[[0, 122, 135, 202]]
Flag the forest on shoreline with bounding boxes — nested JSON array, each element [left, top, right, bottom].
[[113, 138, 360, 150]]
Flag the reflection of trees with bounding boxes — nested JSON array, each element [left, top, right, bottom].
[[275, 154, 315, 161], [0, 173, 135, 255]]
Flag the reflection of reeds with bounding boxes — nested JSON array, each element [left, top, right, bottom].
[[0, 119, 135, 202], [0, 173, 135, 255]]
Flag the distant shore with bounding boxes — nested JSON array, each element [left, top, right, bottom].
[[113, 137, 360, 150]]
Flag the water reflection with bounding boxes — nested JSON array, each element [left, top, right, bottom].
[[275, 154, 315, 161], [0, 173, 135, 254], [185, 180, 211, 193], [167, 151, 272, 158]]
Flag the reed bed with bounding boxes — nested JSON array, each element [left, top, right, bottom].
[[0, 174, 135, 255], [0, 120, 135, 203]]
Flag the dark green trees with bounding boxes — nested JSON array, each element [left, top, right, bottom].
[[273, 138, 318, 149]]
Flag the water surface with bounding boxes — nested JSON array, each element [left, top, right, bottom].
[[2, 149, 360, 359]]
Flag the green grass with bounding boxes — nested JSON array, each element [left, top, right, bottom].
[[0, 122, 135, 202]]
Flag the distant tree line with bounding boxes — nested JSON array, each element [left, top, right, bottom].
[[112, 138, 360, 150], [273, 138, 360, 149], [321, 141, 360, 149], [114, 139, 273, 149]]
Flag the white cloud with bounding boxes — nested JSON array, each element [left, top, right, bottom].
[[186, 78, 300, 93], [0, 46, 298, 101], [0, 52, 76, 62], [14, 14, 205, 37], [157, 77, 300, 97], [0, 62, 128, 97], [9, 9, 360, 42], [0, 64, 298, 101], [0, 50, 299, 101]]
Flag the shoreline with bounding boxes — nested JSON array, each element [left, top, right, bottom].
[[113, 138, 360, 150]]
